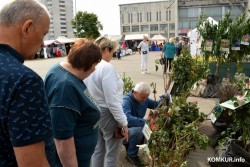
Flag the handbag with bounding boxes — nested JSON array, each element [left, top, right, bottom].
[[159, 57, 164, 65], [142, 51, 147, 54], [113, 127, 125, 138]]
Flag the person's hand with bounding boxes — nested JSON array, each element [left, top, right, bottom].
[[122, 126, 129, 142], [143, 109, 151, 120], [160, 52, 164, 58]]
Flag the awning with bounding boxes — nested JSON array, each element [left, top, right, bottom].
[[44, 40, 61, 46], [124, 34, 148, 40], [56, 36, 75, 43]]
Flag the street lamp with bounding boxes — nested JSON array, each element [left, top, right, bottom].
[[74, 0, 78, 37]]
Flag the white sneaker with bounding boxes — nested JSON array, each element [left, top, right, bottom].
[[141, 71, 145, 74]]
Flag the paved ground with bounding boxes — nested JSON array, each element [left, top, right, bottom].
[[24, 51, 217, 167]]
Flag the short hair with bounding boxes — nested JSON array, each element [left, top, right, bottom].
[[143, 36, 148, 40], [0, 0, 49, 26], [68, 38, 102, 71], [134, 82, 151, 94], [169, 38, 175, 44], [95, 36, 117, 52]]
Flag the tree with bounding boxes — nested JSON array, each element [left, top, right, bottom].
[[197, 11, 250, 75], [228, 11, 250, 72], [72, 11, 103, 39]]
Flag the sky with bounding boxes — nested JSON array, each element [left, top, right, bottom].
[[0, 0, 160, 35]]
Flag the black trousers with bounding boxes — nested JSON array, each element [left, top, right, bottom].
[[164, 58, 173, 73]]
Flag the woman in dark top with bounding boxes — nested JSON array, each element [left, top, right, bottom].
[[44, 38, 102, 167]]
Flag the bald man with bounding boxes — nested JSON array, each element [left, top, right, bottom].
[[0, 0, 54, 166]]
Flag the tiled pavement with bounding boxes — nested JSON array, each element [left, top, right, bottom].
[[24, 51, 217, 167]]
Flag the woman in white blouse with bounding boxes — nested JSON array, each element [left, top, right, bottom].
[[84, 36, 129, 167]]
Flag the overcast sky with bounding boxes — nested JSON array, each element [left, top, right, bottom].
[[0, 0, 160, 35]]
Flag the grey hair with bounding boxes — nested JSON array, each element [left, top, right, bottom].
[[0, 0, 49, 26], [95, 36, 117, 52], [134, 82, 151, 94]]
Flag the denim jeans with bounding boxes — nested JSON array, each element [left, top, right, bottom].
[[125, 127, 144, 157]]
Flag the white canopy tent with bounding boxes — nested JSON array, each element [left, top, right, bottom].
[[188, 17, 218, 56], [124, 34, 148, 40], [56, 36, 75, 44], [151, 34, 166, 41], [43, 36, 74, 58]]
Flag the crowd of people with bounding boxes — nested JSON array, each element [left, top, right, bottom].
[[0, 1, 175, 167]]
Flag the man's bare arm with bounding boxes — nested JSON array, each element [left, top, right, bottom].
[[14, 141, 49, 167]]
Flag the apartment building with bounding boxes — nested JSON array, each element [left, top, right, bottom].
[[119, 0, 249, 38], [39, 0, 74, 40]]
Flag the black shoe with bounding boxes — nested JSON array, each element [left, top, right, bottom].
[[125, 155, 145, 166]]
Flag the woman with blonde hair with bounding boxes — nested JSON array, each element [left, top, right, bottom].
[[84, 36, 129, 167], [161, 37, 176, 73]]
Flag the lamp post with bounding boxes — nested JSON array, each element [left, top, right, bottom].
[[166, 0, 175, 39], [74, 0, 78, 37]]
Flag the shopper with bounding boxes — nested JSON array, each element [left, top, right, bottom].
[[85, 36, 129, 167], [161, 37, 176, 73], [0, 0, 54, 166], [137, 36, 150, 74], [45, 38, 102, 167]]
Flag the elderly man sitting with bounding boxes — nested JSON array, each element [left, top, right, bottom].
[[122, 82, 172, 166]]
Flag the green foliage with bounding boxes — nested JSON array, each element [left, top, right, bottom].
[[218, 73, 250, 151], [228, 12, 250, 72], [122, 72, 134, 95], [171, 46, 208, 97], [218, 101, 250, 152], [72, 11, 103, 39], [148, 99, 211, 166], [196, 11, 250, 75]]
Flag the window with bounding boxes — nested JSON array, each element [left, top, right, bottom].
[[131, 14, 133, 23], [132, 25, 139, 32], [179, 21, 189, 29], [128, 13, 130, 23], [169, 23, 175, 30], [157, 12, 158, 21], [160, 24, 167, 31], [179, 8, 188, 19], [140, 13, 142, 22], [123, 26, 130, 32], [121, 14, 124, 24], [165, 11, 171, 21], [137, 13, 139, 22], [159, 11, 161, 21], [231, 6, 242, 17], [150, 24, 158, 31], [190, 20, 197, 29], [188, 8, 199, 17], [147, 12, 149, 22], [141, 25, 149, 32], [149, 12, 151, 21]]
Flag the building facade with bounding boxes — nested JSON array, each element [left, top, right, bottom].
[[119, 0, 249, 39], [39, 0, 74, 40]]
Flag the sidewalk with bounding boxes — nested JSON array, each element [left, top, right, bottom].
[[24, 51, 216, 167]]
